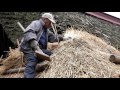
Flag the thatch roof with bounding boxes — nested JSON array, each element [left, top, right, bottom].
[[1, 28, 120, 78]]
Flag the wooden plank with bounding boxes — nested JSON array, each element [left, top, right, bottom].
[[35, 51, 51, 61], [109, 54, 120, 64]]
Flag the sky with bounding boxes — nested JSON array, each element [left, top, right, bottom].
[[104, 12, 120, 19]]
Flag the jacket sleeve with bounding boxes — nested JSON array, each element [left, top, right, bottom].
[[48, 30, 63, 43], [23, 30, 37, 42], [23, 21, 40, 42]]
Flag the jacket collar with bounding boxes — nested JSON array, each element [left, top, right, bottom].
[[39, 19, 45, 26]]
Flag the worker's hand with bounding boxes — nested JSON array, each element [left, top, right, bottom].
[[48, 42, 59, 50], [51, 43, 59, 49]]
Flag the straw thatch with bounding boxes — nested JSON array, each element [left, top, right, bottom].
[[37, 28, 120, 78], [1, 27, 120, 78], [0, 48, 24, 75]]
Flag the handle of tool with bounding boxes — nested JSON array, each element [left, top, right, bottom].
[[17, 22, 26, 32], [51, 23, 59, 44]]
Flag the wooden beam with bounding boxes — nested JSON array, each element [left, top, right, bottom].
[[85, 12, 120, 26], [109, 54, 120, 64], [2, 63, 49, 75]]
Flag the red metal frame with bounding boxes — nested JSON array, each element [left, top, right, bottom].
[[85, 12, 120, 26]]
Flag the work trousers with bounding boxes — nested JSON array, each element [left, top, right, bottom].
[[24, 49, 52, 78]]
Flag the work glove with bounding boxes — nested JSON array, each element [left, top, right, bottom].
[[29, 39, 41, 52]]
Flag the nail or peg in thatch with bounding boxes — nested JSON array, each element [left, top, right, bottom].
[[0, 55, 3, 65], [2, 63, 49, 75], [0, 55, 3, 61], [109, 54, 120, 64], [16, 39, 20, 47], [9, 47, 12, 53]]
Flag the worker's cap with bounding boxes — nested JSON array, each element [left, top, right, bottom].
[[42, 13, 56, 23]]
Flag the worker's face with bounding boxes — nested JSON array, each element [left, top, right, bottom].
[[43, 18, 52, 28]]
